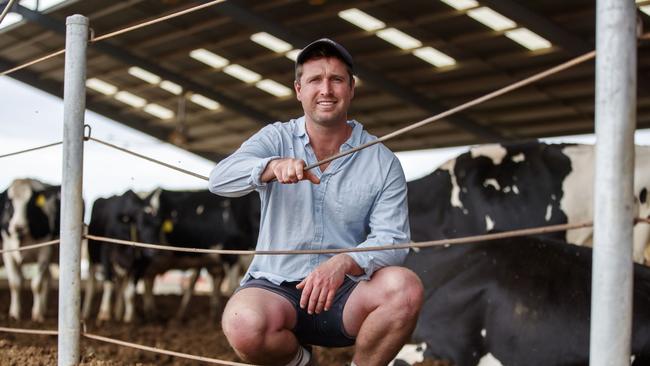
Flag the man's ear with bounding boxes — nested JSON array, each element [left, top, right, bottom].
[[294, 80, 302, 102]]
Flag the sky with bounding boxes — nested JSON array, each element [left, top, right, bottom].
[[1, 76, 648, 222]]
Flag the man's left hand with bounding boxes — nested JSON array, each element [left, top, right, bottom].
[[296, 254, 362, 314]]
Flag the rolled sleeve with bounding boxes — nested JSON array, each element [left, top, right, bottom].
[[209, 124, 280, 197]]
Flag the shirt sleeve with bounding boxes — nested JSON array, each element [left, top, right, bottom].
[[347, 157, 410, 280], [209, 124, 281, 197]]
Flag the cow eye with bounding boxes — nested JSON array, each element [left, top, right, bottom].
[[120, 215, 130, 223]]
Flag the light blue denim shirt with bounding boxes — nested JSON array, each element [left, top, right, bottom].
[[209, 117, 410, 285]]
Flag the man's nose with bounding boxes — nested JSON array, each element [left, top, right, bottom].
[[319, 80, 332, 95]]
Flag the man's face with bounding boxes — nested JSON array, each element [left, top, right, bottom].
[[295, 56, 355, 127]]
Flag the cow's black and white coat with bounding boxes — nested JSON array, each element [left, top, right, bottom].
[[1, 178, 60, 321], [84, 190, 159, 323], [138, 189, 260, 321], [402, 237, 650, 366], [407, 142, 650, 262]]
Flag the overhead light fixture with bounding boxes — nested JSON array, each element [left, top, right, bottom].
[[114, 91, 147, 108], [251, 32, 293, 53], [189, 48, 229, 69], [0, 13, 23, 30], [160, 80, 183, 95], [376, 28, 423, 50], [190, 93, 221, 110], [21, 0, 68, 11], [144, 103, 174, 120], [128, 66, 161, 84], [467, 7, 517, 31], [286, 49, 300, 61], [223, 64, 262, 83], [413, 47, 457, 67], [338, 8, 386, 31], [439, 0, 479, 11], [256, 79, 293, 97], [505, 28, 552, 50], [86, 78, 118, 96]]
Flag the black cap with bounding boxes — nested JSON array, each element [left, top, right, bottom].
[[296, 38, 354, 72]]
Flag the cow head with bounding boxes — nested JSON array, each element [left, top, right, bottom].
[[1, 179, 60, 243]]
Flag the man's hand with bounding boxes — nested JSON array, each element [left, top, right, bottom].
[[296, 254, 363, 314], [261, 158, 320, 184]]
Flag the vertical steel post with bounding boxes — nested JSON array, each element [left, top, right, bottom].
[[58, 14, 87, 366], [590, 1, 637, 365]]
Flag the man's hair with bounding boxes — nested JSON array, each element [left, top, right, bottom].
[[294, 46, 354, 86]]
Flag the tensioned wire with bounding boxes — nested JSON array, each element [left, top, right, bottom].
[[0, 0, 228, 77], [0, 326, 258, 366]]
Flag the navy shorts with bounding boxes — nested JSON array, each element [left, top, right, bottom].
[[237, 277, 359, 347]]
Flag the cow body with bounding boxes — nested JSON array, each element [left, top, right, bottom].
[[84, 190, 159, 323], [1, 178, 60, 321], [408, 142, 650, 263], [139, 189, 259, 321], [402, 237, 650, 366]]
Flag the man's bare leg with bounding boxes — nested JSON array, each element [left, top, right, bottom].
[[343, 267, 424, 366], [222, 287, 301, 365]]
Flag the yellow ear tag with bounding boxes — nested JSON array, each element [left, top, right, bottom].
[[35, 194, 46, 208], [162, 219, 174, 233]]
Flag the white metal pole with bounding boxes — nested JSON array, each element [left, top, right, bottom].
[[590, 1, 637, 365], [58, 14, 87, 366]]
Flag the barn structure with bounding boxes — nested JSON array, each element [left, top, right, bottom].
[[0, 0, 645, 365]]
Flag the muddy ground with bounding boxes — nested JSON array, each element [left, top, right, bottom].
[[0, 288, 441, 365]]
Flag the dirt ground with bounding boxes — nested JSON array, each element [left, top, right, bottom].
[[0, 288, 441, 365]]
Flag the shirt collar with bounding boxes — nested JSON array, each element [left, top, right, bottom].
[[293, 116, 362, 148]]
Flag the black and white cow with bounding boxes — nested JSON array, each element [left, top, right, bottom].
[[138, 188, 259, 321], [401, 237, 650, 366], [1, 178, 60, 322], [407, 142, 650, 263], [84, 190, 159, 323]]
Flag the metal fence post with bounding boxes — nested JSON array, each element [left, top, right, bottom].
[[58, 14, 88, 366], [590, 0, 637, 365]]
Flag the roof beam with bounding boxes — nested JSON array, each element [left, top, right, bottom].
[[14, 4, 276, 127], [209, 1, 508, 142]]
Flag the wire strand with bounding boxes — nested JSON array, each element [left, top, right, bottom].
[[304, 50, 597, 171], [0, 239, 60, 254], [90, 0, 227, 43], [86, 220, 596, 256], [0, 141, 62, 159], [89, 137, 209, 181], [83, 332, 257, 366]]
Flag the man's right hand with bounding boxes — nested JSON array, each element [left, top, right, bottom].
[[261, 158, 321, 184]]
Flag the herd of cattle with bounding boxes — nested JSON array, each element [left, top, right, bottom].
[[3, 141, 650, 365]]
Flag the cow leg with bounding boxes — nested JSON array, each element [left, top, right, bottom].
[[113, 276, 126, 321], [208, 266, 225, 321], [219, 263, 241, 297], [142, 275, 157, 321], [633, 224, 650, 264], [122, 278, 137, 323], [3, 253, 23, 321], [175, 269, 200, 321], [82, 265, 96, 320], [97, 280, 114, 323], [31, 256, 51, 322]]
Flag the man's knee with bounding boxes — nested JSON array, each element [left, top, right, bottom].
[[222, 303, 268, 354], [375, 267, 424, 318]]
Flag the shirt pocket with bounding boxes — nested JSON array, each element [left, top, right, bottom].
[[334, 183, 378, 228]]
